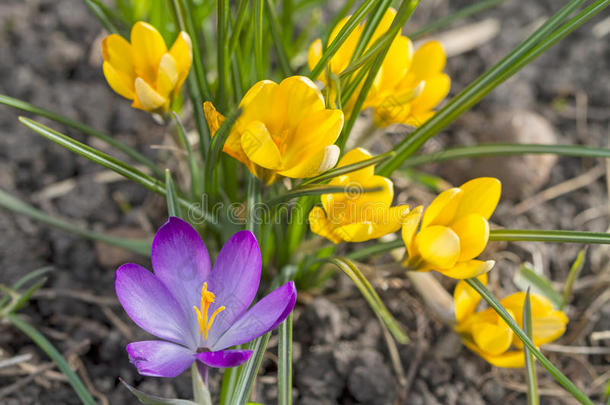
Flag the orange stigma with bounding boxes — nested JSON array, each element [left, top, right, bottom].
[[193, 282, 225, 343]]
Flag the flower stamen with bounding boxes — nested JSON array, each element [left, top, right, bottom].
[[193, 282, 225, 343]]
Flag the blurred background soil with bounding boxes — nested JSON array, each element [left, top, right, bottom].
[[0, 0, 608, 404]]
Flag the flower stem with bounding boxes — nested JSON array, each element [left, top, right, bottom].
[[192, 363, 212, 405]]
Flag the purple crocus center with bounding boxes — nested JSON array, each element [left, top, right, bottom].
[[192, 282, 225, 345]]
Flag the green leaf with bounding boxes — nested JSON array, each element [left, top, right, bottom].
[[254, 0, 265, 80], [230, 333, 272, 405], [562, 248, 586, 308], [326, 257, 409, 343], [18, 117, 218, 230], [523, 289, 540, 405], [466, 278, 593, 405], [0, 267, 53, 312], [514, 264, 563, 309], [401, 143, 610, 167], [265, 0, 292, 76], [489, 229, 610, 244], [300, 151, 394, 186], [377, 0, 599, 175], [408, 0, 504, 40], [6, 313, 97, 405], [10, 277, 48, 314], [205, 108, 241, 197], [0, 94, 162, 178], [345, 239, 403, 261], [120, 379, 199, 405], [83, 0, 125, 35], [165, 169, 182, 218], [278, 313, 293, 405], [172, 112, 202, 199], [219, 360, 242, 405], [266, 184, 383, 207], [217, 0, 231, 110], [0, 188, 151, 256]]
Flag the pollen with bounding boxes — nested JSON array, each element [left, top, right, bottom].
[[193, 282, 225, 343]]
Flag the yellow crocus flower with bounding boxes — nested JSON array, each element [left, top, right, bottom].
[[401, 177, 501, 279], [309, 148, 410, 243], [102, 22, 192, 114], [307, 8, 450, 127], [454, 275, 568, 368], [203, 76, 344, 184]]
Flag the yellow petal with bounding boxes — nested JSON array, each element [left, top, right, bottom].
[[414, 225, 460, 270], [462, 340, 525, 368], [409, 41, 446, 80], [378, 35, 414, 91], [134, 77, 167, 112], [451, 214, 490, 261], [279, 145, 340, 179], [440, 259, 494, 280], [401, 205, 423, 256], [102, 61, 135, 99], [278, 76, 325, 131], [203, 101, 225, 135], [131, 21, 168, 84], [309, 206, 341, 243], [401, 110, 435, 127], [531, 310, 568, 346], [156, 53, 178, 99], [308, 38, 323, 75], [239, 80, 285, 135], [367, 204, 410, 239], [283, 109, 343, 167], [240, 121, 282, 170], [370, 8, 397, 43], [327, 16, 361, 74], [472, 321, 513, 356], [421, 187, 462, 228], [101, 34, 134, 77], [169, 31, 192, 91], [357, 175, 394, 209], [454, 273, 487, 323], [411, 73, 450, 114], [453, 177, 502, 222], [337, 148, 375, 182], [334, 222, 375, 242]]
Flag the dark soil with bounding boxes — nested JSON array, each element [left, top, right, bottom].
[[1, 0, 608, 404]]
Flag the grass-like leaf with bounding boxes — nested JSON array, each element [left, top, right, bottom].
[[204, 108, 241, 197], [301, 151, 394, 186], [562, 248, 586, 308], [277, 313, 293, 405], [326, 257, 409, 343], [514, 264, 564, 309], [230, 332, 272, 405], [466, 278, 593, 405], [266, 184, 383, 207], [265, 0, 292, 76], [489, 229, 610, 244], [172, 112, 202, 198], [121, 378, 199, 404], [6, 313, 97, 405], [523, 289, 540, 405], [165, 169, 182, 218]]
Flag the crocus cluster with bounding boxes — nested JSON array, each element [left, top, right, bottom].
[[309, 148, 410, 243], [115, 217, 296, 377], [401, 177, 501, 279], [308, 8, 450, 127], [454, 274, 568, 367], [102, 22, 192, 114], [204, 76, 344, 184]]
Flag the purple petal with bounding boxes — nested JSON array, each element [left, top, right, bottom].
[[126, 341, 195, 378], [115, 263, 195, 348], [196, 349, 252, 368], [205, 231, 262, 344], [151, 217, 211, 337], [209, 281, 296, 351]]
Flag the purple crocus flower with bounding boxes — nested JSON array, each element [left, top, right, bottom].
[[115, 217, 297, 377]]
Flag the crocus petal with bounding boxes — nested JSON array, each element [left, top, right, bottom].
[[126, 340, 194, 378], [378, 35, 413, 90], [472, 321, 513, 356], [151, 217, 211, 339], [414, 225, 460, 270], [401, 205, 423, 256], [156, 53, 178, 99], [134, 77, 167, 112], [196, 349, 252, 368], [368, 204, 410, 239], [241, 121, 282, 170], [309, 206, 341, 244], [205, 231, 262, 345], [462, 340, 525, 368], [169, 31, 192, 90], [410, 41, 446, 80], [210, 281, 297, 351], [334, 222, 375, 242], [337, 148, 375, 182], [307, 39, 323, 75], [454, 274, 487, 323], [101, 34, 134, 78], [411, 73, 450, 114], [102, 62, 135, 100], [370, 8, 397, 43], [278, 145, 340, 179], [115, 263, 194, 348], [421, 187, 462, 228], [451, 214, 490, 261], [278, 76, 325, 130], [203, 102, 250, 166], [283, 109, 344, 168], [131, 21, 168, 84], [453, 177, 502, 222], [239, 80, 285, 135], [440, 259, 494, 280]]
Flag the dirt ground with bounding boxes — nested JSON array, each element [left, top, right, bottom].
[[0, 0, 608, 404]]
